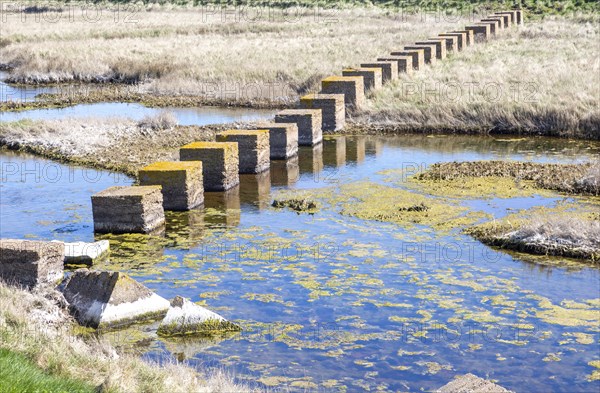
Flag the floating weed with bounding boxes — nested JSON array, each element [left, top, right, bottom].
[[416, 361, 452, 375], [543, 353, 562, 362], [354, 360, 374, 368], [531, 295, 600, 327], [588, 361, 600, 382]]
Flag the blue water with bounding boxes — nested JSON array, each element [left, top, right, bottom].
[[0, 72, 59, 102], [1, 135, 599, 392]]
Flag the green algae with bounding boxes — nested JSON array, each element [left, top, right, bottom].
[[588, 361, 600, 382]]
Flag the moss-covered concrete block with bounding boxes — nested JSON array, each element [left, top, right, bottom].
[[274, 109, 322, 146], [439, 32, 467, 50], [465, 24, 490, 41], [300, 93, 345, 131], [138, 161, 204, 211], [216, 130, 270, 174], [391, 49, 425, 70], [404, 44, 436, 64], [179, 141, 239, 191], [321, 76, 365, 109], [434, 35, 458, 52], [342, 67, 383, 92], [360, 61, 399, 82], [415, 39, 447, 60], [250, 122, 298, 160], [91, 186, 165, 234], [376, 56, 412, 75], [0, 239, 64, 288]]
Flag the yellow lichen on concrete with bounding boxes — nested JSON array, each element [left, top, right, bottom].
[[140, 161, 202, 172]]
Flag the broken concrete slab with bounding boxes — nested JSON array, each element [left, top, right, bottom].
[[0, 239, 64, 288], [157, 296, 241, 337], [436, 373, 513, 393], [62, 268, 170, 329]]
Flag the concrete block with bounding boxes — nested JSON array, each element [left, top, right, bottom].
[[465, 24, 491, 41], [251, 122, 298, 160], [516, 10, 523, 25], [416, 39, 447, 60], [376, 56, 412, 75], [360, 61, 399, 82], [434, 35, 458, 52], [439, 32, 467, 50], [62, 268, 170, 329], [91, 186, 165, 234], [482, 17, 504, 30], [390, 49, 425, 70], [452, 30, 474, 46], [300, 93, 345, 131], [342, 67, 383, 92], [323, 136, 346, 168], [321, 76, 366, 109], [404, 44, 436, 64], [270, 156, 299, 187], [477, 19, 500, 35], [216, 130, 270, 174], [274, 109, 322, 146], [179, 141, 239, 191], [0, 239, 64, 287], [138, 161, 204, 211], [492, 13, 511, 27]]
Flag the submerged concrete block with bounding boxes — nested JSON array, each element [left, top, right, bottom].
[[179, 142, 239, 191], [439, 32, 467, 50], [415, 39, 447, 60], [465, 24, 491, 41], [0, 239, 64, 287], [91, 186, 165, 234], [391, 49, 425, 70], [404, 44, 436, 64], [216, 130, 270, 174], [434, 35, 458, 52], [342, 67, 383, 92], [321, 76, 365, 109], [251, 122, 298, 159], [62, 268, 170, 328], [274, 109, 322, 146], [376, 56, 412, 75], [360, 61, 399, 82], [300, 93, 345, 131], [61, 240, 110, 265], [138, 161, 204, 211]]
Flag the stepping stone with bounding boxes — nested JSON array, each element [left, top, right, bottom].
[[434, 35, 458, 52], [300, 93, 346, 131], [249, 122, 298, 159], [216, 130, 270, 174], [439, 32, 467, 50], [138, 161, 204, 211], [415, 39, 447, 60], [91, 186, 165, 234], [158, 296, 241, 337], [62, 268, 170, 329], [61, 240, 110, 265], [493, 13, 512, 28], [466, 24, 491, 41], [179, 141, 239, 191], [451, 30, 474, 46], [478, 19, 500, 35], [274, 109, 322, 146], [377, 56, 413, 75], [403, 44, 437, 64], [360, 61, 399, 82], [389, 49, 425, 70], [482, 16, 505, 30], [0, 239, 64, 288], [516, 10, 524, 25], [342, 67, 383, 92], [321, 76, 365, 109], [436, 373, 513, 393], [494, 11, 518, 24]]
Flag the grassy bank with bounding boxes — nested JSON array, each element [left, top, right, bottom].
[[0, 282, 258, 392]]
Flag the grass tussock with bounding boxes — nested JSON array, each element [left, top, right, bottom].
[[417, 160, 600, 195], [0, 282, 258, 392]]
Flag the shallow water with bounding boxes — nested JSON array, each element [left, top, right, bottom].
[[0, 72, 59, 102], [1, 135, 599, 392]]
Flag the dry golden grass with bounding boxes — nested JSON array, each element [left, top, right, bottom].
[[0, 282, 260, 392]]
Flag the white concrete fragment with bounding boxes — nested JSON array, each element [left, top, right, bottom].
[[52, 240, 110, 265]]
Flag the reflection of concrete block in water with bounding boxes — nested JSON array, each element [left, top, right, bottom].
[[342, 67, 383, 92], [360, 61, 398, 82], [92, 186, 165, 234], [452, 30, 474, 46], [390, 49, 425, 70], [62, 268, 170, 329], [439, 32, 467, 50], [216, 130, 270, 174], [346, 136, 366, 164], [434, 35, 458, 52], [376, 56, 412, 75], [61, 240, 110, 265], [275, 109, 322, 146], [465, 24, 491, 42], [203, 187, 241, 228], [300, 93, 345, 131], [270, 156, 300, 187], [323, 136, 346, 168], [138, 161, 204, 211], [403, 44, 436, 64], [179, 142, 239, 191], [321, 76, 365, 109], [415, 39, 447, 60], [0, 239, 64, 287], [298, 144, 324, 176], [491, 13, 511, 28], [250, 122, 298, 160], [239, 172, 271, 210]]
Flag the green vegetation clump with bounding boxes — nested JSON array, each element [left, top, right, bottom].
[[272, 198, 318, 213], [157, 319, 242, 337]]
